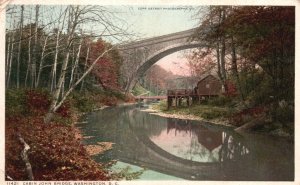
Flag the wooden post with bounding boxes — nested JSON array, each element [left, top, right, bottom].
[[179, 98, 182, 107], [167, 97, 171, 110]]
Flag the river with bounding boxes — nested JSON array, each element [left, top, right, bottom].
[[76, 103, 294, 181]]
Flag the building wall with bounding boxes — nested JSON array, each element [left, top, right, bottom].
[[196, 75, 222, 96]]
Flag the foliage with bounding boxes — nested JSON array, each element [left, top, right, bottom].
[[152, 100, 168, 111], [110, 166, 146, 180], [100, 96, 118, 106], [5, 87, 124, 180], [272, 105, 294, 123], [185, 48, 216, 78], [56, 100, 71, 118], [25, 89, 51, 115], [89, 39, 122, 91], [154, 101, 231, 120], [70, 92, 95, 113], [222, 80, 238, 97], [6, 89, 26, 116], [6, 88, 51, 117], [132, 82, 154, 96], [200, 109, 228, 120], [229, 106, 266, 126], [191, 6, 295, 125], [141, 64, 177, 95], [5, 115, 110, 180], [207, 96, 232, 106], [225, 6, 295, 101]]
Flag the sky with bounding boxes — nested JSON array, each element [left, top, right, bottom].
[[115, 6, 200, 38], [114, 6, 201, 76], [6, 5, 201, 76]]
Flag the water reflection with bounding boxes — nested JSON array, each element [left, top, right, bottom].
[[150, 119, 223, 162], [78, 105, 294, 181]]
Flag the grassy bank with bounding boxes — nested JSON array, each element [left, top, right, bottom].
[[151, 97, 293, 137], [151, 99, 232, 126], [5, 88, 134, 180]]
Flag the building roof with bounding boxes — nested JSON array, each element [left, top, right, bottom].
[[197, 74, 220, 84]]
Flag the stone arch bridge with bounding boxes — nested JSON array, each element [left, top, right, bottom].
[[118, 28, 209, 92]]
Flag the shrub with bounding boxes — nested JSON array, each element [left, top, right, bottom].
[[101, 96, 118, 106], [152, 100, 167, 111], [56, 100, 71, 118], [71, 92, 95, 113], [273, 106, 294, 123], [124, 94, 136, 102], [25, 89, 51, 115], [207, 96, 231, 106], [103, 90, 126, 101], [6, 89, 26, 117], [201, 109, 228, 120]]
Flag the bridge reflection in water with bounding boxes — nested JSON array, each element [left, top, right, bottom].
[[78, 105, 294, 181]]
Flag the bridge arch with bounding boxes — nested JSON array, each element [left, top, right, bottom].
[[136, 42, 207, 79], [126, 42, 208, 91], [118, 28, 209, 92]]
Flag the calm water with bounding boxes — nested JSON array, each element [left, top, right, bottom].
[[77, 104, 294, 181]]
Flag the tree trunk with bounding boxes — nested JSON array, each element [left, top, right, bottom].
[[231, 36, 246, 102], [45, 6, 78, 123], [220, 8, 227, 83], [55, 46, 115, 111], [6, 29, 15, 88], [50, 7, 68, 91], [80, 44, 90, 92], [25, 21, 32, 88], [32, 5, 39, 88], [5, 32, 11, 82], [69, 40, 82, 88], [16, 5, 24, 88], [6, 26, 15, 88], [36, 35, 48, 87], [50, 29, 60, 92]]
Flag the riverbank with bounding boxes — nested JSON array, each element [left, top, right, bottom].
[[146, 101, 293, 138], [141, 105, 233, 128], [5, 88, 135, 180]]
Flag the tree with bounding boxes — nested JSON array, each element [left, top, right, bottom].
[[16, 5, 24, 88], [191, 6, 231, 92], [223, 6, 295, 101], [43, 5, 129, 123], [5, 5, 132, 123]]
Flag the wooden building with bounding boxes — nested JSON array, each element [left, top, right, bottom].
[[166, 74, 223, 109], [195, 74, 222, 98]]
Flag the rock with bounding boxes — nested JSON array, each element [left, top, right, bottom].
[[278, 100, 288, 108], [270, 129, 291, 137]]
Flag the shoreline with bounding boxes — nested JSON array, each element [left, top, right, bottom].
[[141, 105, 235, 128], [140, 104, 293, 139]]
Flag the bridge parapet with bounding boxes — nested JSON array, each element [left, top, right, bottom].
[[118, 28, 197, 51]]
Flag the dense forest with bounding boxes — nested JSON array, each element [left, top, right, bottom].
[[184, 6, 295, 127], [5, 5, 134, 181]]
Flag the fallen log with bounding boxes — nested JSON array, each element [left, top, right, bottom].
[[5, 174, 14, 180], [18, 133, 34, 180], [235, 116, 267, 132]]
